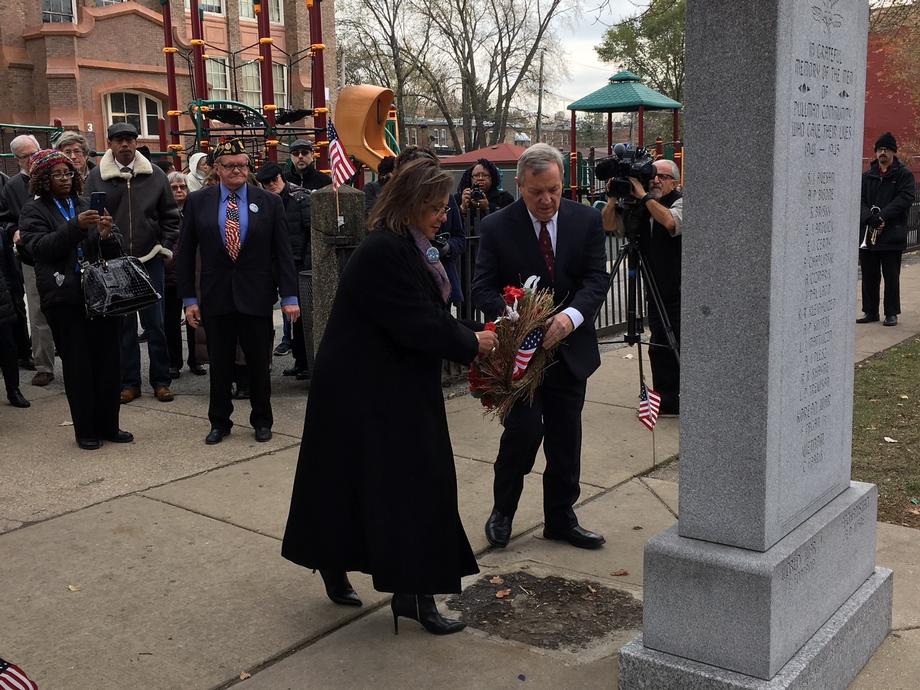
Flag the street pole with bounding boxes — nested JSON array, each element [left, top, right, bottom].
[[535, 48, 545, 143]]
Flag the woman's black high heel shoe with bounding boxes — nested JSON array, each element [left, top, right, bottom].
[[317, 569, 362, 607], [390, 593, 465, 635]]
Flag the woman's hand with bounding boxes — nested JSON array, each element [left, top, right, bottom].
[[460, 187, 473, 211], [475, 329, 499, 357], [97, 213, 114, 240], [77, 210, 100, 231]]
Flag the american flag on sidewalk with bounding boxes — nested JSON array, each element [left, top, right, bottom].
[[637, 382, 661, 431], [327, 120, 356, 189], [512, 328, 544, 380], [0, 658, 38, 690]]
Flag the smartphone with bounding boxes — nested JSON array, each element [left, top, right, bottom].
[[89, 191, 107, 215]]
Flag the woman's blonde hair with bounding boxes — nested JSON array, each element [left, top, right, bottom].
[[368, 158, 453, 236]]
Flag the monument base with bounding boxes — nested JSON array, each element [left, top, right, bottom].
[[619, 567, 892, 690]]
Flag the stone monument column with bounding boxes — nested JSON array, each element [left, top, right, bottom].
[[619, 1, 892, 687]]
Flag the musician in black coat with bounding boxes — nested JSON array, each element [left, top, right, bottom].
[[473, 143, 610, 550], [282, 158, 497, 636], [177, 139, 299, 444]]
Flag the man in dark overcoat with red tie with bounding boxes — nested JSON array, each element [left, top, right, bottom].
[[177, 139, 299, 444], [472, 143, 610, 550]]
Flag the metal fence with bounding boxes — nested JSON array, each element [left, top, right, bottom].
[[457, 231, 633, 337]]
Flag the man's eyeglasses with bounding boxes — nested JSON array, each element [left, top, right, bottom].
[[50, 171, 75, 181], [219, 162, 249, 172], [291, 150, 312, 157], [655, 173, 675, 181]]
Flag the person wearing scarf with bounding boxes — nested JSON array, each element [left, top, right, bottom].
[[18, 150, 132, 451], [282, 157, 497, 635]]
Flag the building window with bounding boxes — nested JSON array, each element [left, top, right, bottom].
[[184, 0, 224, 14], [273, 63, 287, 109], [107, 92, 163, 137], [42, 0, 75, 22], [240, 62, 261, 109], [239, 62, 287, 110], [96, 0, 127, 6], [206, 58, 231, 101], [239, 0, 283, 22]]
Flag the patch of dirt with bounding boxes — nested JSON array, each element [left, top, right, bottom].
[[446, 571, 643, 651]]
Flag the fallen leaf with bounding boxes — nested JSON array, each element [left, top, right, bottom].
[[587, 584, 597, 593], [632, 525, 643, 530], [611, 569, 629, 577], [67, 584, 81, 592], [907, 508, 920, 516], [899, 394, 909, 400], [622, 353, 634, 360], [884, 437, 898, 443], [489, 576, 504, 585], [239, 671, 251, 680], [495, 588, 512, 599], [59, 421, 74, 427]]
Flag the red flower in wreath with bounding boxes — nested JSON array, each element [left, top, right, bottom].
[[502, 286, 525, 305]]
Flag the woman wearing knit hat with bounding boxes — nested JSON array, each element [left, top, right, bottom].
[[18, 149, 134, 451]]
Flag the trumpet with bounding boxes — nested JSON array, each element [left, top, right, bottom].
[[860, 205, 882, 249]]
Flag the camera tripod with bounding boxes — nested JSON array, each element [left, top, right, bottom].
[[597, 207, 680, 376]]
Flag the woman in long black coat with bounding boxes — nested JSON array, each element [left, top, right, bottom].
[[282, 158, 498, 635], [19, 149, 131, 450]]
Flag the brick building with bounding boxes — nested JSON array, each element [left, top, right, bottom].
[[1, 0, 336, 162]]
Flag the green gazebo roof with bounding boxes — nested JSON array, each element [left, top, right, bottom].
[[567, 70, 682, 113]]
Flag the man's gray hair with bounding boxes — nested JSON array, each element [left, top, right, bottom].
[[55, 131, 90, 154], [657, 158, 680, 183], [9, 134, 40, 156], [167, 171, 188, 185], [516, 143, 565, 180]]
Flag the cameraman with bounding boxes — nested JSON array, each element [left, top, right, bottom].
[[857, 132, 915, 327], [602, 158, 683, 415]]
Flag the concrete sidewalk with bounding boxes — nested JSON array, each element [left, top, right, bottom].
[[0, 255, 918, 689]]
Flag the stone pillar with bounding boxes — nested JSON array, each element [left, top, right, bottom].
[[619, 2, 892, 688], [309, 185, 366, 354]]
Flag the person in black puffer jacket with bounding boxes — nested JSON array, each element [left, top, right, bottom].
[[19, 149, 132, 450], [857, 132, 916, 327]]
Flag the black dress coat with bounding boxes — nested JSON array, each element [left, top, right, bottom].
[[282, 229, 480, 594]]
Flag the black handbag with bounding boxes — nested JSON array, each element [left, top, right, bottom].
[[81, 237, 161, 318]]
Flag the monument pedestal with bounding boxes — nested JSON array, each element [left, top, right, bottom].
[[620, 568, 892, 690]]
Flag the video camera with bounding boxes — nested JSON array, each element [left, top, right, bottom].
[[595, 144, 656, 203]]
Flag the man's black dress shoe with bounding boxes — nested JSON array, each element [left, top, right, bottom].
[[485, 509, 513, 547], [188, 364, 207, 375], [254, 427, 272, 442], [205, 428, 230, 445], [7, 388, 30, 408], [76, 438, 101, 451], [884, 315, 898, 326], [543, 524, 606, 550], [856, 313, 879, 324], [104, 430, 134, 443]]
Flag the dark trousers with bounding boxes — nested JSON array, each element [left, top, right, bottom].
[[493, 364, 586, 530], [203, 311, 273, 431], [45, 306, 122, 440], [10, 291, 31, 360], [647, 296, 681, 413], [290, 315, 308, 370], [164, 284, 198, 369], [860, 249, 902, 317], [0, 320, 20, 390], [121, 256, 170, 389]]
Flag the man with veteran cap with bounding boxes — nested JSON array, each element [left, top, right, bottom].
[[857, 131, 915, 327], [85, 121, 181, 403], [283, 139, 332, 191], [178, 138, 300, 444]]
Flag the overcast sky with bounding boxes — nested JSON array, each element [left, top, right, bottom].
[[543, 1, 640, 115]]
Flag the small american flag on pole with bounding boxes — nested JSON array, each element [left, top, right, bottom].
[[0, 658, 38, 690], [512, 327, 544, 380], [637, 382, 661, 431], [327, 120, 356, 189]]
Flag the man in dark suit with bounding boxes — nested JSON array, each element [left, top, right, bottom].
[[473, 143, 610, 550], [177, 139, 299, 444]]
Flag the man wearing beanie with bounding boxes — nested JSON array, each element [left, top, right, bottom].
[[857, 132, 915, 327]]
